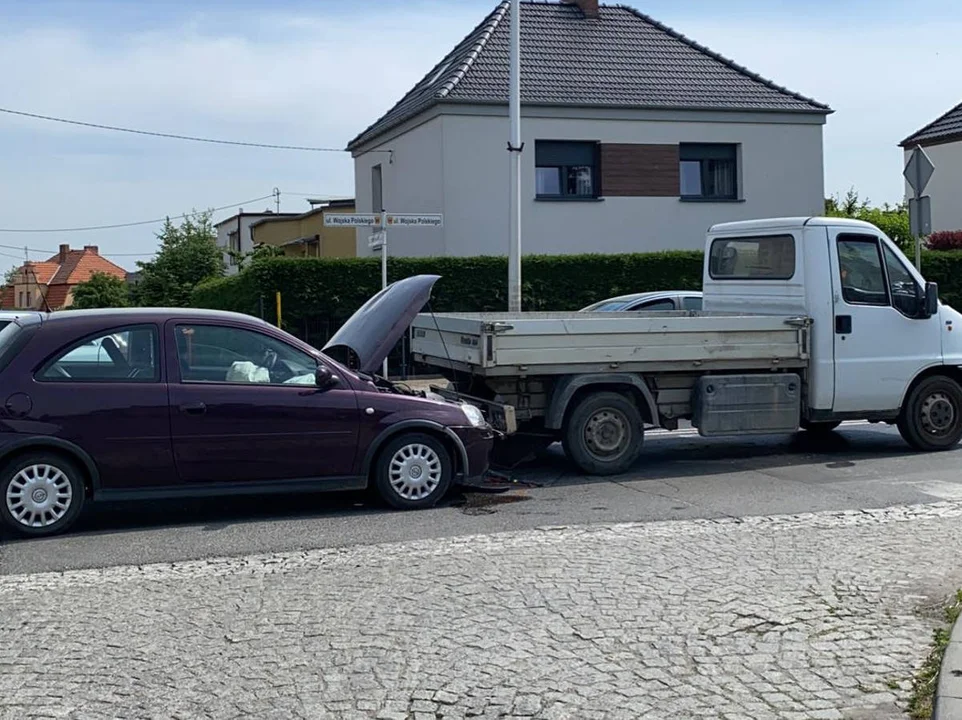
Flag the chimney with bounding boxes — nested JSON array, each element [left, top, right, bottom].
[[59, 244, 69, 263], [83, 245, 99, 255], [563, 0, 600, 18]]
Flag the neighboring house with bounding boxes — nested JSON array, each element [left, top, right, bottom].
[[347, 0, 830, 258], [250, 199, 358, 259], [901, 100, 962, 233], [0, 244, 128, 311], [215, 210, 297, 275]]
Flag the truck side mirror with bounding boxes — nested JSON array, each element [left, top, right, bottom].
[[924, 282, 939, 318]]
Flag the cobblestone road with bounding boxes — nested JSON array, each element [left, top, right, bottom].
[[3, 503, 962, 720]]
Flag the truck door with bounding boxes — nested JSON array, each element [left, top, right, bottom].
[[830, 230, 941, 413]]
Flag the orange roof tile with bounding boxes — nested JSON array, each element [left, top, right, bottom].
[[42, 286, 72, 310], [45, 249, 126, 285], [21, 261, 60, 285]]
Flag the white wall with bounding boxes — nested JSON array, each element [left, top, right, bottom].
[[215, 214, 277, 275], [353, 109, 825, 257], [903, 141, 962, 233], [353, 116, 446, 258]]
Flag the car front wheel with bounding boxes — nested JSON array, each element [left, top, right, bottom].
[[1, 453, 86, 537], [374, 433, 453, 510], [898, 376, 962, 451]]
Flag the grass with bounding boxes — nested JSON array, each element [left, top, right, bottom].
[[907, 589, 962, 719]]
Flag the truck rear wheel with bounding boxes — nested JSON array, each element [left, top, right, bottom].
[[563, 392, 644, 476], [897, 376, 962, 451]]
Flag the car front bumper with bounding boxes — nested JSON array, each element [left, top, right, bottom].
[[450, 425, 496, 484]]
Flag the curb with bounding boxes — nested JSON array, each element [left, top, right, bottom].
[[935, 613, 962, 719]]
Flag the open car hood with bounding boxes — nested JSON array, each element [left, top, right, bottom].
[[323, 274, 440, 375]]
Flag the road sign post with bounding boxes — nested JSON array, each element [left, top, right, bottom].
[[325, 212, 444, 378], [904, 145, 935, 270]]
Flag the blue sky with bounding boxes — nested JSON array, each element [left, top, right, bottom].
[[0, 0, 959, 272]]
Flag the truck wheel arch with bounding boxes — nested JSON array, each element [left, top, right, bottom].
[[901, 365, 962, 410], [361, 420, 469, 480], [545, 374, 658, 431]]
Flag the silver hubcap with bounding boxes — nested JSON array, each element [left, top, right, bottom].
[[6, 464, 73, 528], [584, 408, 630, 460], [921, 392, 957, 436], [389, 444, 443, 500]]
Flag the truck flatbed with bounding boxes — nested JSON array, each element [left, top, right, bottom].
[[411, 311, 810, 377]]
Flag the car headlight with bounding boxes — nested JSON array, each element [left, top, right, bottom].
[[460, 403, 487, 427]]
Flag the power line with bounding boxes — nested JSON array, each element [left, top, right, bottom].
[[0, 193, 275, 234], [0, 107, 353, 153]]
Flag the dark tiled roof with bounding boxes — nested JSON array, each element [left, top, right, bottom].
[[901, 100, 962, 148], [348, 1, 830, 150]]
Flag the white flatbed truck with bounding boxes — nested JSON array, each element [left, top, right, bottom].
[[410, 217, 962, 475]]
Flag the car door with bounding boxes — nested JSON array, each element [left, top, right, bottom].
[[165, 321, 360, 484], [831, 232, 942, 413], [31, 323, 176, 490]]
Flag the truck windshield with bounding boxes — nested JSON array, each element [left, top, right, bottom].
[[709, 235, 795, 280]]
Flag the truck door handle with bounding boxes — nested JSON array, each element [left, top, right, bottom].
[[179, 402, 207, 415], [835, 315, 852, 334]]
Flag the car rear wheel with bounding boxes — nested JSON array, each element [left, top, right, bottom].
[[898, 376, 962, 451], [374, 433, 453, 510], [0, 453, 85, 537]]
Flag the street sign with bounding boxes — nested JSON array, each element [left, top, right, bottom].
[[323, 213, 380, 227], [904, 145, 935, 196], [909, 196, 932, 238], [368, 230, 386, 251], [386, 213, 443, 228]]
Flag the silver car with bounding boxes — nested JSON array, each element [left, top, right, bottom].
[[0, 311, 45, 331], [580, 291, 703, 313]]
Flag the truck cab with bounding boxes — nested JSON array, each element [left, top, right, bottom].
[[704, 217, 962, 448]]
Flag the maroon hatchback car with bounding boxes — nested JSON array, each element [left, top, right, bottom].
[[0, 275, 494, 537]]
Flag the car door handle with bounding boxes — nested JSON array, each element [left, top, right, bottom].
[[179, 402, 207, 415], [835, 315, 852, 334]]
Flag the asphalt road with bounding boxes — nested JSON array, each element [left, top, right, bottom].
[[2, 421, 960, 576]]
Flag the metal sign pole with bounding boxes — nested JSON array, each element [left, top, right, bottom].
[[507, 0, 523, 312], [380, 211, 388, 378]]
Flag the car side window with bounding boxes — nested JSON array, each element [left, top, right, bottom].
[[682, 296, 703, 311], [837, 236, 889, 306], [883, 245, 922, 317], [175, 324, 318, 386], [38, 325, 159, 383], [631, 299, 676, 312]]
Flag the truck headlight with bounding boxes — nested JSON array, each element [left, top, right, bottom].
[[461, 403, 487, 427]]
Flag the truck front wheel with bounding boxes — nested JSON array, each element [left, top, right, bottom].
[[897, 376, 962, 451], [563, 392, 645, 476]]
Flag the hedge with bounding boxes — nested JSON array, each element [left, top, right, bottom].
[[191, 251, 705, 327], [191, 249, 962, 341]]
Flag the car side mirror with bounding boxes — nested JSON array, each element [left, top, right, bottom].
[[924, 282, 939, 318], [314, 364, 338, 390]]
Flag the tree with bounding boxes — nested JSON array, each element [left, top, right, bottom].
[[4, 266, 22, 286], [132, 211, 224, 307], [71, 272, 131, 309], [230, 242, 284, 269], [825, 188, 911, 253]]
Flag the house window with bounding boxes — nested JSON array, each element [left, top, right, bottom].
[[25, 291, 31, 307], [535, 141, 599, 199], [18, 291, 24, 308], [372, 164, 383, 213], [680, 144, 738, 200]]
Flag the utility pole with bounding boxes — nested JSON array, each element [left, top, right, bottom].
[[273, 187, 281, 214], [507, 0, 523, 312]]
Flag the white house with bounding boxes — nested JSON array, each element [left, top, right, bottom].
[[215, 211, 296, 275], [347, 0, 831, 259], [901, 100, 962, 233]]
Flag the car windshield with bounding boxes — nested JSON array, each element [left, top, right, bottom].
[[584, 299, 635, 312]]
